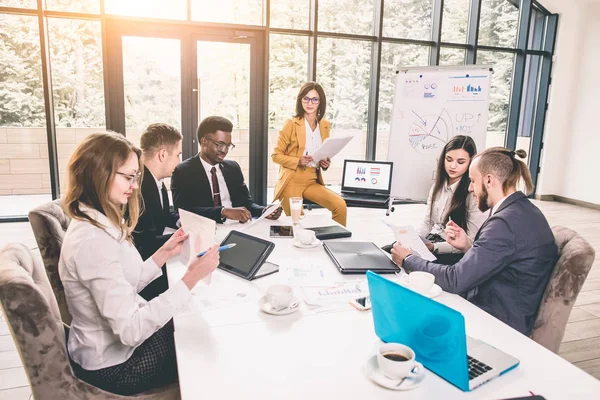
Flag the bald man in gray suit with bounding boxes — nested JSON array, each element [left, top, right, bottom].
[[392, 147, 557, 336]]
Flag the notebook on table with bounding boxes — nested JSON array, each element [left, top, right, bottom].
[[340, 160, 394, 206], [322, 241, 399, 274]]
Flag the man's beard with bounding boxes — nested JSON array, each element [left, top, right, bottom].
[[478, 184, 490, 212]]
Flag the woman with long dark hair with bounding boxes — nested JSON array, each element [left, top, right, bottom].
[[417, 135, 486, 264]]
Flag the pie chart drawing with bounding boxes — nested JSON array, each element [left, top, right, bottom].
[[408, 108, 453, 154]]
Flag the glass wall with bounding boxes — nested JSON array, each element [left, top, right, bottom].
[[0, 14, 51, 217], [316, 37, 371, 184], [48, 18, 105, 195], [0, 0, 558, 218]]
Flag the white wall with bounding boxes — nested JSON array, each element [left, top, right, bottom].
[[537, 0, 600, 204]]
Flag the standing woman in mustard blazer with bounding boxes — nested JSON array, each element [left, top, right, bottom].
[[272, 82, 347, 226]]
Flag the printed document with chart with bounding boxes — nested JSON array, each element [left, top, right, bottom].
[[383, 221, 437, 261]]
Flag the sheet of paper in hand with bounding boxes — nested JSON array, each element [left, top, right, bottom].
[[383, 221, 437, 261], [179, 209, 217, 283]]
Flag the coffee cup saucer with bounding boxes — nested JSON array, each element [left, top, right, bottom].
[[258, 295, 300, 315], [398, 275, 442, 298], [364, 355, 426, 391], [292, 238, 321, 249]]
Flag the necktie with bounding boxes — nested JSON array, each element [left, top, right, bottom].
[[210, 167, 222, 207], [160, 183, 170, 213]]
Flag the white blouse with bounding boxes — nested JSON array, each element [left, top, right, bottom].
[[304, 118, 322, 168], [417, 181, 487, 254], [59, 206, 190, 370]]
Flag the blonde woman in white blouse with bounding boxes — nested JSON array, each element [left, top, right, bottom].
[[59, 132, 219, 396], [417, 135, 487, 265]]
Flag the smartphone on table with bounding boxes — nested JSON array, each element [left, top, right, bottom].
[[349, 296, 371, 311], [269, 225, 294, 238]]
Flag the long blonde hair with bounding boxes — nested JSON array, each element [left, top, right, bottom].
[[63, 132, 143, 241]]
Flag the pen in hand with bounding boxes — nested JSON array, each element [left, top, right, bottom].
[[197, 243, 236, 257]]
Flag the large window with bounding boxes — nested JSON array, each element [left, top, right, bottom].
[[319, 0, 374, 35], [191, 0, 263, 25], [0, 0, 558, 219], [477, 50, 515, 147], [441, 0, 469, 43], [479, 0, 519, 48], [48, 18, 105, 195], [383, 0, 433, 40], [317, 38, 371, 184], [268, 34, 309, 189], [0, 14, 51, 217]]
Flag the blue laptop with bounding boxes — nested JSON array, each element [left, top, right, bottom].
[[367, 271, 519, 391]]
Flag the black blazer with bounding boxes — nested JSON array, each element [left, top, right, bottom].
[[133, 166, 179, 261], [171, 154, 265, 222]]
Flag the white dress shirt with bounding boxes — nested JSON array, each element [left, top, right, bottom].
[[147, 168, 163, 208], [304, 118, 322, 168], [59, 206, 190, 370], [418, 181, 487, 254], [491, 192, 512, 215], [199, 155, 233, 209]]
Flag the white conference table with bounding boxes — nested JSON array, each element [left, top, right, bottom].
[[167, 209, 600, 400]]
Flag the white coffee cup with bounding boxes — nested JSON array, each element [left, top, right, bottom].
[[377, 343, 417, 380], [408, 271, 435, 295], [265, 284, 293, 309], [295, 229, 316, 245]]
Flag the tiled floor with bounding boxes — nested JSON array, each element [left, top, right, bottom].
[[0, 199, 599, 399]]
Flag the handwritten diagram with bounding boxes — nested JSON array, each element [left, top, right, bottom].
[[408, 108, 453, 154]]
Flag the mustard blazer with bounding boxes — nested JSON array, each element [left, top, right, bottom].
[[271, 117, 331, 201]]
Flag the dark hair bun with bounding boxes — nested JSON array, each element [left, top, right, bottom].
[[515, 149, 527, 159]]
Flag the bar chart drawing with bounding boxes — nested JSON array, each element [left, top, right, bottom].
[[453, 84, 482, 93]]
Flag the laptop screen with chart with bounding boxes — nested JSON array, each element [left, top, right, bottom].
[[341, 160, 393, 195]]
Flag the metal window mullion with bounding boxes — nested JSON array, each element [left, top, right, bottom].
[[466, 0, 481, 64], [181, 34, 196, 161], [308, 0, 318, 80], [430, 0, 444, 66], [528, 13, 557, 193], [249, 33, 268, 204], [103, 19, 126, 135], [366, 0, 384, 160], [37, 0, 60, 199], [505, 0, 532, 150]]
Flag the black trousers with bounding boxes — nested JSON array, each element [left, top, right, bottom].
[[71, 320, 178, 396]]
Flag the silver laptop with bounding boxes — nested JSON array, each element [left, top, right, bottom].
[[340, 160, 393, 206]]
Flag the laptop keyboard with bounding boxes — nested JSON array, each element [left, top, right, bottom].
[[343, 194, 387, 203], [467, 355, 493, 380]]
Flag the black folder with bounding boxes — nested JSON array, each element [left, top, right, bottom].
[[306, 225, 352, 240], [323, 241, 400, 274]]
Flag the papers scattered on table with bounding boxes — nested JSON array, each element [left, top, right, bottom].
[[281, 264, 327, 286], [299, 281, 368, 313], [383, 221, 437, 261], [311, 136, 353, 162]]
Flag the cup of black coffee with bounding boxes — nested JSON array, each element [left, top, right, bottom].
[[377, 343, 417, 380]]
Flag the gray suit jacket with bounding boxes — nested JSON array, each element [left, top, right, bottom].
[[404, 191, 558, 335]]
